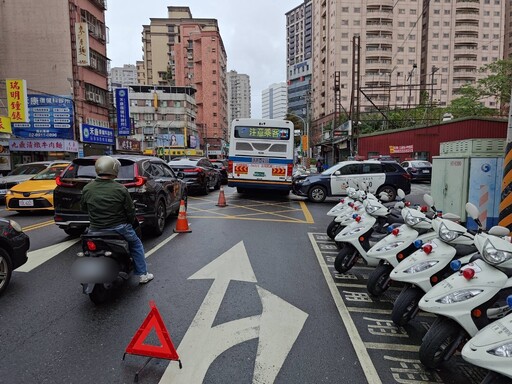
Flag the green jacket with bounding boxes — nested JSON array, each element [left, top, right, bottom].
[[80, 178, 135, 229]]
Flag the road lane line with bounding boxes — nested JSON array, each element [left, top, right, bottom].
[[145, 233, 179, 258], [16, 239, 80, 272], [299, 201, 314, 223], [309, 233, 382, 384], [22, 219, 55, 232]]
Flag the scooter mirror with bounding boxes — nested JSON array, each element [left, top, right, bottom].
[[380, 192, 390, 202], [397, 189, 405, 200], [488, 226, 510, 237], [394, 202, 405, 209], [360, 181, 367, 191], [465, 202, 480, 220], [423, 194, 434, 207]]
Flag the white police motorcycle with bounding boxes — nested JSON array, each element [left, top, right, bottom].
[[417, 203, 512, 369]]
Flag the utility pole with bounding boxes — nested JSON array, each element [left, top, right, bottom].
[[429, 66, 439, 125], [350, 35, 361, 158]]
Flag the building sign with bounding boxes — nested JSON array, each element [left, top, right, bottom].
[[12, 95, 74, 139], [389, 145, 413, 154], [115, 88, 131, 136], [81, 123, 114, 145], [75, 22, 90, 66], [6, 79, 29, 123], [117, 137, 141, 152], [9, 138, 79, 153], [0, 140, 10, 171], [156, 133, 185, 147], [0, 116, 12, 134]]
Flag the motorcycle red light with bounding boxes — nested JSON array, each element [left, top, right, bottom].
[[348, 202, 354, 207], [355, 216, 361, 222], [392, 228, 400, 236], [431, 276, 439, 284], [354, 205, 359, 211], [86, 240, 97, 251], [405, 201, 411, 207], [340, 198, 345, 203], [359, 236, 365, 242], [420, 205, 428, 213], [397, 253, 404, 260], [463, 268, 475, 280], [423, 244, 433, 254], [472, 308, 482, 318]]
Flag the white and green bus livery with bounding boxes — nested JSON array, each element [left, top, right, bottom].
[[227, 118, 295, 193]]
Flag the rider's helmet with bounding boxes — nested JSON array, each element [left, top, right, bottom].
[[95, 156, 120, 177]]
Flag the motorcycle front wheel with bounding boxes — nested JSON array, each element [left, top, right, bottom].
[[419, 317, 464, 369], [327, 220, 342, 240], [366, 263, 393, 297], [391, 285, 423, 326], [89, 284, 110, 305], [334, 245, 358, 274]]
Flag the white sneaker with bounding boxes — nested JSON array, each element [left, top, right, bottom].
[[139, 273, 154, 284]]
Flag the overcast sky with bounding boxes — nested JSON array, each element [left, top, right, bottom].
[[105, 1, 301, 118]]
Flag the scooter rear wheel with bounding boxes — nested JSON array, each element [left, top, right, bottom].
[[89, 284, 110, 305], [392, 285, 423, 326], [334, 246, 358, 274], [419, 317, 464, 369], [367, 263, 393, 297]]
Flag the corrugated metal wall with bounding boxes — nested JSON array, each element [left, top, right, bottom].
[[357, 119, 507, 162]]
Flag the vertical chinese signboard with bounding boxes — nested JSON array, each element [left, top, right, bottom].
[[115, 88, 131, 136], [75, 22, 90, 66], [0, 117, 12, 134], [6, 79, 29, 123]]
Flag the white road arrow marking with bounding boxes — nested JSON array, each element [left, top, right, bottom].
[[16, 238, 80, 272], [159, 241, 308, 384]]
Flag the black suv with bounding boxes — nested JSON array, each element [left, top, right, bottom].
[[292, 160, 411, 203], [54, 155, 187, 237], [168, 157, 221, 195]]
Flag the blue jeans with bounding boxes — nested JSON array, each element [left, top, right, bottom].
[[108, 223, 147, 275]]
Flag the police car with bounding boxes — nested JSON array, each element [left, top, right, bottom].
[[292, 160, 411, 203]]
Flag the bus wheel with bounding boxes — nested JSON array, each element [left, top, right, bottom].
[[308, 185, 327, 203]]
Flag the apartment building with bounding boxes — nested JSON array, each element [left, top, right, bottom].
[[0, 0, 110, 160], [286, 0, 313, 120], [310, 0, 506, 124], [227, 70, 251, 129], [110, 64, 138, 88], [141, 6, 228, 148], [262, 83, 288, 119]]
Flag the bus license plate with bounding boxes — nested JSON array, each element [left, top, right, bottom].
[[20, 200, 34, 207], [252, 157, 269, 164]]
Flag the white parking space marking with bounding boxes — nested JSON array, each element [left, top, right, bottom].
[[309, 233, 382, 384]]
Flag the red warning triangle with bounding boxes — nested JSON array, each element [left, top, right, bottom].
[[125, 301, 180, 361]]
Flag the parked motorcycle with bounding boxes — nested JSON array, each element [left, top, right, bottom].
[[365, 192, 437, 297], [71, 220, 141, 304], [333, 188, 404, 274], [461, 296, 512, 383], [326, 187, 364, 239], [417, 203, 512, 369], [389, 196, 480, 326]]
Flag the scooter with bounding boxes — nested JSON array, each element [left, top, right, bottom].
[[365, 192, 437, 297], [461, 296, 512, 383], [71, 220, 141, 305], [389, 196, 480, 326], [417, 203, 512, 369], [326, 188, 365, 239], [333, 189, 405, 274]]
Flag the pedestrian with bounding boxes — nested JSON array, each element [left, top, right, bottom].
[[316, 159, 323, 173], [80, 156, 154, 284]]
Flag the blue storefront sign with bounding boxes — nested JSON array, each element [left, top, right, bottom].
[[12, 94, 74, 139], [81, 124, 114, 145], [115, 88, 131, 136]]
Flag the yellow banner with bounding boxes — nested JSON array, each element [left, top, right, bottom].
[[302, 135, 309, 152], [6, 79, 28, 123], [0, 116, 12, 133]]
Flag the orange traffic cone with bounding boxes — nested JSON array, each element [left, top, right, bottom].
[[174, 199, 192, 233], [216, 186, 228, 207]]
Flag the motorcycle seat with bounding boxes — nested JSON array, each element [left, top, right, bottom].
[[82, 230, 125, 240]]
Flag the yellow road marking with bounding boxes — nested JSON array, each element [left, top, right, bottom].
[[23, 220, 55, 232]]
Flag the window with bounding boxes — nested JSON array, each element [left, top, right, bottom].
[[339, 164, 361, 175], [362, 163, 382, 173]]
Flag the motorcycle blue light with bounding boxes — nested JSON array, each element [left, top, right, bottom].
[[450, 260, 462, 271], [507, 295, 512, 308], [387, 226, 394, 233], [352, 213, 358, 219], [414, 240, 423, 248]]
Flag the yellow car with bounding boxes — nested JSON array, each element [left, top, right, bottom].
[[6, 163, 70, 212]]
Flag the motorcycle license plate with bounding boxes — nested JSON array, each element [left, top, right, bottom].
[[20, 199, 34, 207]]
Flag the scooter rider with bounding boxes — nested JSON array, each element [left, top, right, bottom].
[[80, 156, 154, 284]]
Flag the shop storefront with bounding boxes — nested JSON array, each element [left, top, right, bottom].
[[8, 138, 79, 170]]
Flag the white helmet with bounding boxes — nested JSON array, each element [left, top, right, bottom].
[[95, 156, 120, 177]]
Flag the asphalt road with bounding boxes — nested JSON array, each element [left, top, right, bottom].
[[1, 182, 506, 384]]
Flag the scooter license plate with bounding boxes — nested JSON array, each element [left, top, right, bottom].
[[71, 257, 118, 283]]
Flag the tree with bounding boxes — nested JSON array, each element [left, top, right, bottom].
[[477, 58, 512, 115], [446, 85, 494, 118]]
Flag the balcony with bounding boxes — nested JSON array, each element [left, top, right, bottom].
[[366, 21, 393, 33], [367, 0, 394, 6], [366, 8, 393, 18], [90, 0, 107, 10], [454, 35, 479, 44], [455, 14, 480, 22], [455, 23, 479, 33]]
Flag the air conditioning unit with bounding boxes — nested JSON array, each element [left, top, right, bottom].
[[94, 94, 101, 103], [86, 91, 95, 101]]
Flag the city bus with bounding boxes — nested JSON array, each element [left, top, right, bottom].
[[227, 118, 295, 194]]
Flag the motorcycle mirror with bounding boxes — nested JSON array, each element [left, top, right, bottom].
[[359, 181, 367, 191], [423, 194, 434, 207], [397, 189, 405, 200], [488, 226, 510, 237], [465, 202, 480, 221], [394, 202, 405, 209], [380, 192, 390, 202]]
